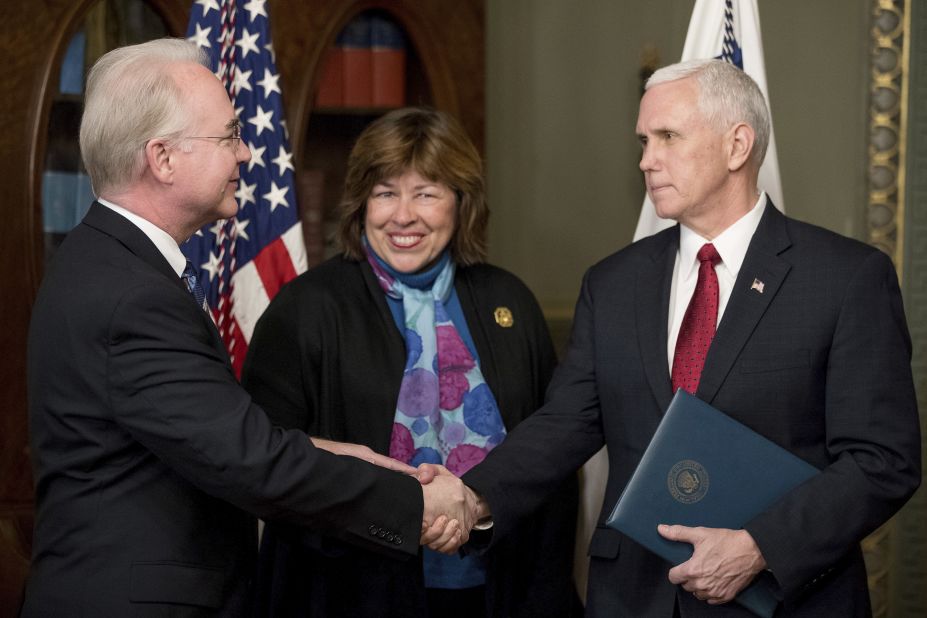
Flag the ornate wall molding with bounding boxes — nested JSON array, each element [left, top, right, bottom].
[[865, 1, 906, 617], [867, 1, 927, 617], [867, 0, 908, 275]]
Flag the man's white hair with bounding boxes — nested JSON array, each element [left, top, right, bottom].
[[79, 38, 210, 195], [646, 58, 770, 167]]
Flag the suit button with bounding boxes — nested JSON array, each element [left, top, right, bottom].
[[387, 533, 396, 542], [378, 529, 388, 538], [394, 536, 403, 545], [368, 525, 379, 536]]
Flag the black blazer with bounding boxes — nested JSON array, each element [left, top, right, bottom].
[[464, 204, 921, 617], [242, 256, 579, 617], [23, 204, 424, 617]]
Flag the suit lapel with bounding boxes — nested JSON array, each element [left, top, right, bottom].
[[697, 205, 792, 403], [637, 228, 679, 413], [82, 202, 224, 348], [82, 202, 187, 292]]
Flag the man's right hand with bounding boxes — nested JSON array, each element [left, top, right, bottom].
[[417, 464, 484, 553]]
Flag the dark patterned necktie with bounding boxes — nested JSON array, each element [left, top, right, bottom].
[[181, 260, 209, 313], [671, 243, 721, 394]]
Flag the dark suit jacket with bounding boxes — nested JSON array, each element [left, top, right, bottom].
[[23, 204, 424, 617], [241, 256, 579, 617], [464, 203, 921, 617]]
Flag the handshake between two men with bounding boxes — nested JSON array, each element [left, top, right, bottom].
[[312, 438, 489, 554]]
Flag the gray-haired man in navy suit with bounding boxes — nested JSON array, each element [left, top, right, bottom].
[[458, 59, 921, 617]]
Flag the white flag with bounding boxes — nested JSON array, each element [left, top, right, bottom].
[[632, 0, 784, 242]]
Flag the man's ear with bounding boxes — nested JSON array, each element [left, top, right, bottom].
[[727, 122, 755, 172], [145, 138, 174, 184]]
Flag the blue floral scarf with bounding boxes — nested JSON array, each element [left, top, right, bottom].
[[363, 243, 506, 476]]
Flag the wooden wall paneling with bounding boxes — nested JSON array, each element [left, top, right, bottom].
[[269, 0, 484, 262], [0, 3, 87, 612], [0, 2, 188, 614], [270, 0, 485, 161]]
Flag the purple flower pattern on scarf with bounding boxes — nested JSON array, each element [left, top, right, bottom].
[[389, 423, 415, 463], [440, 421, 467, 448], [436, 325, 476, 372], [397, 368, 439, 417], [446, 444, 490, 476], [439, 370, 469, 410]]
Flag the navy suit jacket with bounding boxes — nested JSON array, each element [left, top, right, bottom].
[[23, 203, 423, 617], [464, 203, 921, 617]]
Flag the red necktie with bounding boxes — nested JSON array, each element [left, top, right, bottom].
[[671, 243, 721, 394]]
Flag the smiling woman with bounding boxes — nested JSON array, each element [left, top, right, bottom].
[[241, 107, 581, 617], [364, 169, 457, 274], [337, 107, 489, 267]]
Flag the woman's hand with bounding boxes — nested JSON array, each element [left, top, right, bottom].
[[310, 437, 416, 475]]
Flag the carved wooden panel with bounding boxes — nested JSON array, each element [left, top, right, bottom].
[[0, 4, 190, 612]]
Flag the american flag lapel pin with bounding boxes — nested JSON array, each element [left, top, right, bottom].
[[750, 278, 765, 294]]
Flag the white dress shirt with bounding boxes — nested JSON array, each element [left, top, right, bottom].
[[97, 198, 188, 277], [667, 193, 768, 373]]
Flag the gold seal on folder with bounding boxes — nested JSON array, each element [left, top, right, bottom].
[[668, 460, 709, 504]]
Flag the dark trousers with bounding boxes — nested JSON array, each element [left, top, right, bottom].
[[426, 586, 487, 618]]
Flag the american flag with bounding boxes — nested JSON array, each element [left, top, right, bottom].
[[184, 0, 306, 377]]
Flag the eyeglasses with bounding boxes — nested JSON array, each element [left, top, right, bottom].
[[186, 124, 242, 147]]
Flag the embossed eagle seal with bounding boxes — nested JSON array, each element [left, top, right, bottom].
[[667, 460, 709, 504]]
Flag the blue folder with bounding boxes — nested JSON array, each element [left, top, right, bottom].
[[605, 390, 820, 617]]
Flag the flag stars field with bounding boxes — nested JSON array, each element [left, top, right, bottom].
[[201, 251, 222, 282], [236, 29, 261, 59], [272, 146, 294, 176], [232, 67, 253, 93], [195, 0, 219, 17], [189, 24, 212, 48], [243, 0, 268, 21], [234, 218, 251, 241], [247, 143, 266, 171], [249, 105, 274, 135], [257, 69, 281, 97], [183, 0, 306, 376], [263, 181, 290, 212], [236, 181, 257, 207]]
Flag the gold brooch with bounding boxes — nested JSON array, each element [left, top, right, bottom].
[[494, 306, 514, 328]]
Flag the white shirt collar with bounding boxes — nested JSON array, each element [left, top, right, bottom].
[[678, 191, 768, 282], [96, 198, 188, 277]]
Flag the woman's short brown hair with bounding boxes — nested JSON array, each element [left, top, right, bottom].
[[336, 107, 488, 265]]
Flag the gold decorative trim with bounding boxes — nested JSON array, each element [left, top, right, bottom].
[[864, 3, 909, 616], [867, 0, 909, 278]]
